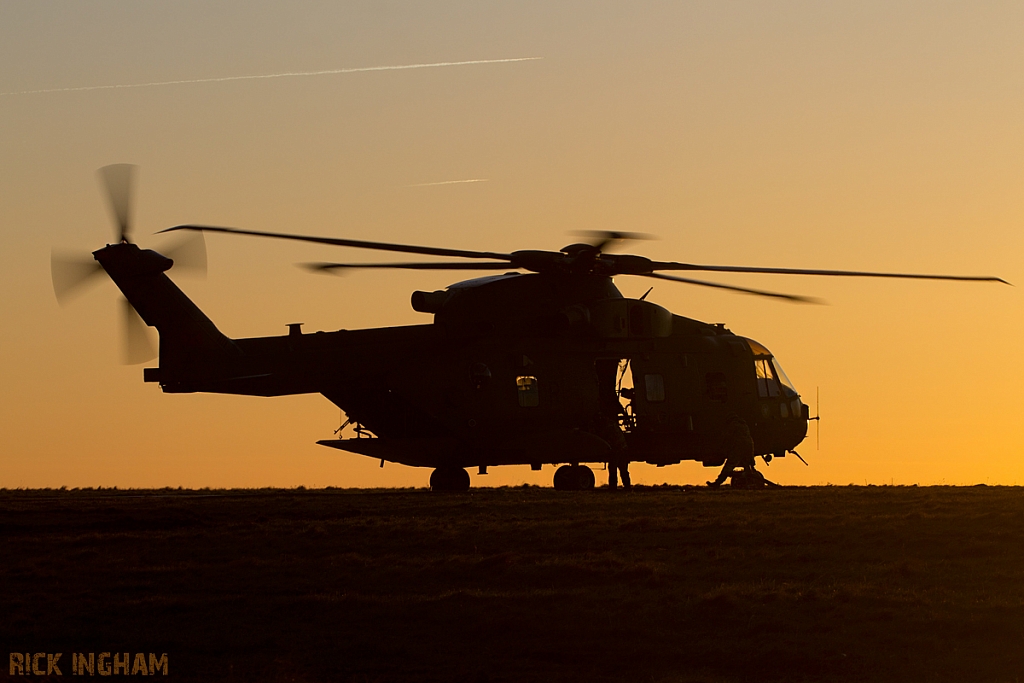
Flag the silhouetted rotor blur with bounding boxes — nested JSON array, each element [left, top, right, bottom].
[[122, 297, 157, 364], [98, 163, 135, 243], [643, 272, 823, 304], [50, 251, 105, 306], [646, 260, 1010, 283], [160, 231, 207, 275], [304, 261, 513, 273], [160, 224, 512, 261], [569, 229, 655, 254], [51, 165, 206, 364], [163, 225, 1009, 304], [50, 232, 206, 307]]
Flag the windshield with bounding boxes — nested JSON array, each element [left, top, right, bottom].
[[745, 338, 798, 398], [772, 358, 798, 397]]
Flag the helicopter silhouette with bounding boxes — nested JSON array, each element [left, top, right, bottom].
[[53, 165, 1008, 490]]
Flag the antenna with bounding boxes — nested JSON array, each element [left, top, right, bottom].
[[808, 386, 821, 450]]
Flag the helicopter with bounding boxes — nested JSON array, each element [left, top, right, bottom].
[[52, 165, 1008, 491]]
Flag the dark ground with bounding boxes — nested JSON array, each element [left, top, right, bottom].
[[2, 485, 1023, 682]]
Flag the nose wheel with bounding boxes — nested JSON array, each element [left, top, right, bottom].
[[552, 465, 595, 491]]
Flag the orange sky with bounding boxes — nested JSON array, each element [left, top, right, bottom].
[[1, 1, 1021, 488]]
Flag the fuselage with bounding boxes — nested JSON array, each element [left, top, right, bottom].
[[96, 242, 808, 471]]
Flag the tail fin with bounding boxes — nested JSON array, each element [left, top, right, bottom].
[[94, 242, 239, 383]]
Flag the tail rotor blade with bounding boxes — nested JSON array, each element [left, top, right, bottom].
[[98, 164, 136, 243], [160, 231, 207, 276], [51, 249, 104, 306], [121, 298, 156, 365]]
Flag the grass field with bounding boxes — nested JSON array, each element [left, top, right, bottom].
[[2, 486, 1023, 682]]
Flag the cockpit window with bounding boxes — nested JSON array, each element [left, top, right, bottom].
[[746, 338, 772, 358], [754, 358, 781, 397], [772, 359, 797, 396], [745, 338, 797, 399]]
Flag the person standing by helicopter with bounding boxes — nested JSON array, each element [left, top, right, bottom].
[[707, 417, 756, 488], [606, 387, 633, 489], [593, 359, 632, 489], [590, 405, 629, 488], [605, 425, 630, 489]]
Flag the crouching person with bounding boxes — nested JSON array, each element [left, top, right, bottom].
[[708, 417, 756, 488]]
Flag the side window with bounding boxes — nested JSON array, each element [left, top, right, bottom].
[[516, 375, 539, 407], [706, 372, 728, 401], [644, 374, 665, 402]]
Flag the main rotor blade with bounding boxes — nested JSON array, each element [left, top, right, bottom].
[[643, 272, 823, 304], [649, 261, 1010, 284], [159, 231, 207, 276], [162, 225, 514, 261], [98, 164, 136, 243], [570, 230, 656, 253], [121, 298, 156, 365], [304, 261, 516, 273], [51, 250, 105, 306]]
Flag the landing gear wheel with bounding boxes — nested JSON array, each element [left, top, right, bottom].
[[430, 467, 471, 492], [577, 465, 595, 490], [553, 465, 574, 491], [553, 465, 595, 491]]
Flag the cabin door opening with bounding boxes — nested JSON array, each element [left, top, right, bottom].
[[617, 359, 635, 432], [595, 358, 634, 433]]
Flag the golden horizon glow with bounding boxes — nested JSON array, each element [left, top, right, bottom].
[[1, 1, 1021, 488]]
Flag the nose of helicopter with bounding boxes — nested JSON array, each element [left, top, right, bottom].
[[782, 396, 806, 421], [785, 396, 810, 445]]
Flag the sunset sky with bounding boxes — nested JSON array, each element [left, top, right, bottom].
[[1, 1, 1021, 488]]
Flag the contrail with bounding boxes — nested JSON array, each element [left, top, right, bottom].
[[408, 179, 489, 187], [0, 57, 542, 97]]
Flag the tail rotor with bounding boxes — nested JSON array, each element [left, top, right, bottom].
[[98, 163, 135, 243], [51, 164, 207, 364], [121, 298, 157, 365], [50, 251, 105, 306]]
